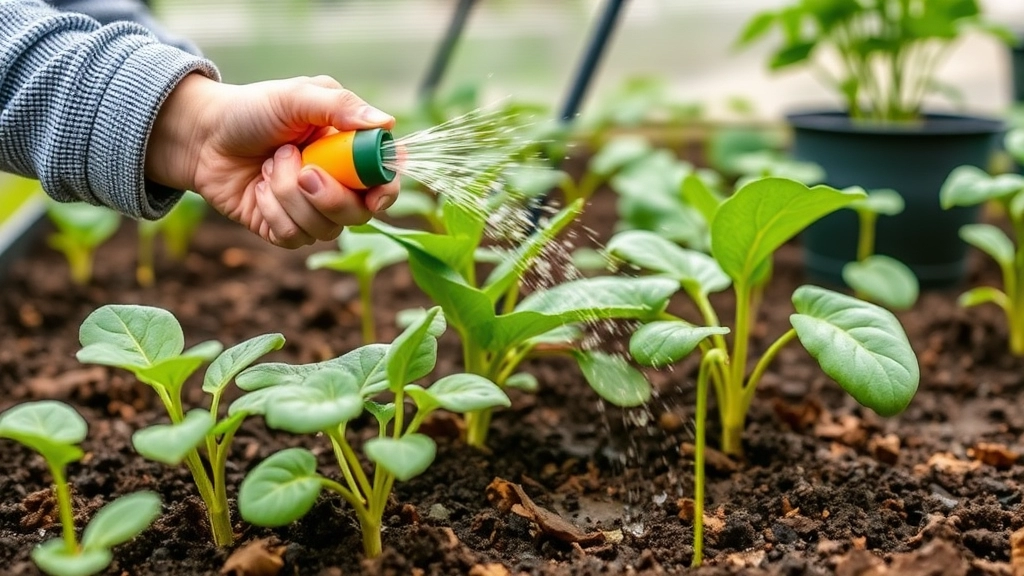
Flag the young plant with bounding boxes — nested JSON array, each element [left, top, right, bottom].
[[233, 307, 509, 558], [736, 0, 1013, 123], [45, 200, 120, 285], [0, 401, 161, 576], [940, 129, 1024, 354], [610, 178, 920, 458], [355, 194, 676, 448], [841, 188, 919, 310], [307, 229, 408, 343], [137, 191, 207, 286], [76, 305, 285, 546]]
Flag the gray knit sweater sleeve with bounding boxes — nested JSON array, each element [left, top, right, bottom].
[[0, 0, 220, 219]]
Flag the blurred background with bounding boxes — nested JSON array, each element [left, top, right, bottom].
[[150, 0, 1024, 122]]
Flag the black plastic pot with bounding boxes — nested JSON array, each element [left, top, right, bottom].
[[1014, 43, 1024, 103], [789, 111, 1004, 289]]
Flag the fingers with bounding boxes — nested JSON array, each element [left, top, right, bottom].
[[256, 143, 378, 248], [284, 77, 395, 132]]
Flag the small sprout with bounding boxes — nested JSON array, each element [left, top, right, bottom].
[[45, 200, 121, 286], [0, 401, 160, 576], [77, 305, 285, 546], [137, 191, 207, 286], [237, 307, 510, 557], [841, 188, 919, 310], [940, 134, 1024, 354], [307, 229, 408, 343]]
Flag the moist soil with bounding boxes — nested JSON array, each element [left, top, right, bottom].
[[1, 182, 1023, 576]]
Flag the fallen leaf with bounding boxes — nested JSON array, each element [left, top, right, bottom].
[[814, 413, 866, 447], [221, 538, 285, 576], [968, 443, 1019, 470], [468, 564, 510, 576], [1011, 526, 1024, 576], [918, 452, 981, 475], [680, 443, 738, 472], [772, 398, 821, 430], [486, 477, 609, 547], [868, 434, 901, 465]]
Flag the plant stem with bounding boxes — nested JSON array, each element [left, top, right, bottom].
[[358, 273, 376, 344], [48, 464, 77, 553], [741, 329, 798, 413], [465, 408, 493, 448], [691, 350, 725, 567], [856, 209, 876, 263], [137, 231, 155, 288], [721, 282, 752, 457], [68, 249, 92, 286], [183, 450, 233, 546], [358, 514, 383, 558]]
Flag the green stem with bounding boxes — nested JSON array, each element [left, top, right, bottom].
[[68, 248, 93, 286], [321, 478, 380, 557], [333, 431, 373, 499], [210, 417, 244, 537], [465, 409, 493, 448], [137, 231, 155, 287], [330, 434, 367, 502], [358, 273, 376, 344], [183, 450, 232, 546], [48, 463, 77, 553], [691, 350, 725, 568], [856, 210, 876, 263], [741, 329, 798, 413]]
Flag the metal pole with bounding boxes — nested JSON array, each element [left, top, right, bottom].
[[418, 0, 479, 103], [557, 0, 629, 125]]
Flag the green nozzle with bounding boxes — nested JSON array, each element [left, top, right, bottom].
[[352, 128, 397, 188]]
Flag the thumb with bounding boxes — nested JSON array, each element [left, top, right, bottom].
[[286, 82, 395, 132]]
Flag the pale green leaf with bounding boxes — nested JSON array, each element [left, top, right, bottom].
[[574, 351, 651, 407], [32, 540, 112, 576], [505, 372, 539, 392], [132, 410, 213, 465], [364, 434, 436, 481], [940, 165, 1024, 209], [0, 401, 86, 467], [405, 374, 509, 414], [264, 369, 363, 433], [791, 285, 919, 416], [203, 333, 285, 394], [81, 491, 161, 550], [78, 305, 185, 368], [960, 224, 1015, 267], [386, 307, 443, 392], [238, 448, 323, 527], [680, 174, 722, 224], [842, 255, 919, 310], [629, 322, 730, 367], [587, 136, 652, 176], [958, 286, 1010, 310], [605, 230, 730, 295], [848, 188, 904, 216]]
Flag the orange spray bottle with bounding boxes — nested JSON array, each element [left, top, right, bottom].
[[301, 128, 397, 190]]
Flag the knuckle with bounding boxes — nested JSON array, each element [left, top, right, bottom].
[[310, 75, 342, 89]]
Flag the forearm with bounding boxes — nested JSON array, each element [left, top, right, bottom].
[[0, 0, 219, 219]]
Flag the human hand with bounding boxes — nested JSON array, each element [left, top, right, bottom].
[[145, 74, 400, 248]]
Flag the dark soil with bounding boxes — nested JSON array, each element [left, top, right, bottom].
[[1, 179, 1023, 576]]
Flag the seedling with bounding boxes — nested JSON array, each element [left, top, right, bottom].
[[307, 229, 408, 343], [76, 305, 285, 546], [355, 191, 675, 447], [234, 307, 509, 557], [44, 200, 120, 285], [0, 401, 161, 576], [137, 191, 207, 286], [611, 178, 919, 457], [940, 130, 1024, 354], [841, 188, 919, 310]]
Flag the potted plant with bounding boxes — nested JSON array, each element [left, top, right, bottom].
[[737, 0, 1012, 288]]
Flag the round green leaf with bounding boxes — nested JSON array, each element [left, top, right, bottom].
[[940, 165, 1024, 209], [960, 224, 1015, 267], [842, 255, 919, 310], [0, 401, 86, 467], [791, 285, 919, 417], [32, 539, 112, 576], [574, 350, 651, 407], [203, 333, 286, 394], [264, 369, 363, 434], [1006, 129, 1024, 163], [407, 374, 510, 414], [629, 322, 730, 367], [606, 229, 730, 295], [238, 448, 323, 527], [132, 410, 213, 465], [849, 188, 904, 216], [364, 434, 436, 481], [78, 305, 185, 368], [505, 372, 539, 392], [339, 228, 408, 272], [588, 136, 652, 176], [958, 286, 1010, 310], [81, 491, 161, 550]]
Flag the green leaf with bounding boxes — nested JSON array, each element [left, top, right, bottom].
[[960, 224, 1015, 267], [364, 401, 396, 428], [482, 200, 583, 301], [132, 354, 208, 394], [680, 174, 722, 224], [574, 351, 651, 407], [605, 230, 730, 295], [405, 374, 509, 414], [848, 188, 904, 216], [629, 322, 730, 367], [45, 201, 121, 248], [587, 136, 652, 176], [735, 11, 777, 46], [505, 372, 539, 392], [203, 333, 285, 395], [958, 286, 1010, 310], [227, 387, 278, 417], [357, 220, 476, 272], [712, 178, 862, 285], [264, 369, 364, 433], [770, 41, 815, 69], [132, 410, 213, 465], [385, 189, 437, 219], [525, 325, 583, 348], [386, 307, 443, 392], [1006, 129, 1024, 163], [0, 401, 86, 467], [237, 344, 390, 393], [571, 248, 611, 272], [81, 491, 161, 550], [32, 539, 112, 576], [504, 165, 570, 198], [791, 285, 919, 417], [364, 434, 436, 481], [940, 165, 1024, 209], [308, 229, 408, 275], [78, 305, 185, 368], [405, 253, 494, 339], [238, 448, 323, 527], [842, 255, 919, 310]]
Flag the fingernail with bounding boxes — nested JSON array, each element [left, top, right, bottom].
[[262, 158, 274, 177], [360, 106, 393, 125], [275, 146, 294, 162], [298, 168, 322, 195], [374, 194, 397, 212]]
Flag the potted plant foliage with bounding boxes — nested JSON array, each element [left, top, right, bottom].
[[737, 0, 1012, 288]]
